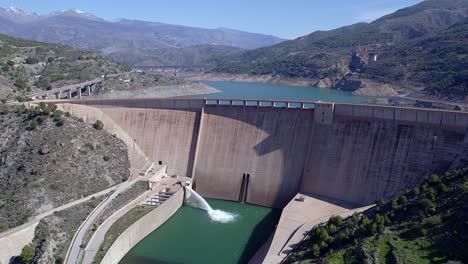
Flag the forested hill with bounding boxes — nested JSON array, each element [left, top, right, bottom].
[[209, 0, 468, 96]]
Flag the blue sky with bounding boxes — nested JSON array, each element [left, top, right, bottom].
[[1, 0, 423, 39]]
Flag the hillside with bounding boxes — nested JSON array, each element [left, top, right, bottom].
[[0, 33, 128, 99], [209, 0, 468, 97], [108, 44, 243, 68], [0, 8, 284, 67], [0, 103, 130, 230], [284, 168, 468, 263]]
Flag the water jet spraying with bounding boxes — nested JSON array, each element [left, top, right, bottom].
[[184, 186, 237, 223]]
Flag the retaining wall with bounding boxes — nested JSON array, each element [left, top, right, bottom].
[[100, 188, 184, 264]]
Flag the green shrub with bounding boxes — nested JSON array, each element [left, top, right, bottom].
[[311, 243, 321, 258], [328, 215, 343, 226], [391, 199, 398, 210], [420, 228, 428, 236], [429, 174, 441, 184], [0, 223, 8, 232], [14, 79, 28, 90], [327, 224, 337, 234], [398, 195, 408, 205], [419, 198, 435, 211], [368, 222, 378, 235], [423, 215, 442, 228], [28, 120, 38, 130], [55, 117, 65, 126], [103, 156, 110, 162], [93, 120, 104, 130], [422, 182, 428, 191], [384, 214, 392, 226], [36, 115, 48, 124], [25, 57, 39, 64], [376, 198, 385, 206], [21, 244, 35, 263], [339, 228, 351, 242], [412, 187, 420, 196], [52, 110, 64, 118], [374, 213, 383, 224], [427, 188, 437, 201], [438, 183, 448, 193], [7, 60, 14, 66]]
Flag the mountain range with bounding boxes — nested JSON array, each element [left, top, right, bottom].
[[208, 0, 468, 96], [0, 7, 284, 67]]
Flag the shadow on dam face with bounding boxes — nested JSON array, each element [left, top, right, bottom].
[[58, 99, 468, 209]]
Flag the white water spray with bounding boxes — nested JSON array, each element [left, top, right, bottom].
[[184, 187, 237, 223]]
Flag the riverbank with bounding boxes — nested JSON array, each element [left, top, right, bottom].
[[91, 82, 220, 99], [188, 72, 467, 110], [189, 72, 400, 97]]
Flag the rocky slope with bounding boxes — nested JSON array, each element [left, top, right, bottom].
[[0, 33, 128, 100], [0, 104, 130, 229], [0, 8, 284, 67], [209, 0, 468, 98], [92, 71, 220, 99]]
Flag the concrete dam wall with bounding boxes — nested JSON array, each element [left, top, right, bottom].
[[58, 99, 468, 208]]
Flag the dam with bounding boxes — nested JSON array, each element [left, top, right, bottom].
[[56, 98, 467, 263]]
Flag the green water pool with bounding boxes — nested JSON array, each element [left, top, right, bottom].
[[120, 199, 280, 264]]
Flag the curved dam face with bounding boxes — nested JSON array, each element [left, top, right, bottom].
[[59, 99, 468, 208]]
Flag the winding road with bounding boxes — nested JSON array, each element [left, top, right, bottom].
[[65, 179, 139, 264]]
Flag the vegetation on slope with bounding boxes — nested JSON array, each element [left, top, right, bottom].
[[210, 0, 468, 96], [362, 19, 468, 95], [0, 34, 128, 99], [284, 168, 468, 264], [93, 207, 152, 264], [0, 103, 130, 229]]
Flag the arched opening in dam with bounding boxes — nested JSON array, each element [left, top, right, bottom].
[[57, 98, 468, 264]]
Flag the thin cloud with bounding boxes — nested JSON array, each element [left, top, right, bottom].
[[356, 8, 398, 22]]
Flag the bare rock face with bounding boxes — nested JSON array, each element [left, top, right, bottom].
[[314, 78, 334, 88], [333, 78, 364, 91], [353, 82, 398, 97], [349, 52, 367, 73]]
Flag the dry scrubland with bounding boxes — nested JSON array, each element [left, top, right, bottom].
[[0, 103, 130, 230]]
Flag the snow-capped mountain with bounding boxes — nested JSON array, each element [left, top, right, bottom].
[[0, 6, 38, 22], [49, 9, 100, 19], [0, 6, 284, 67]]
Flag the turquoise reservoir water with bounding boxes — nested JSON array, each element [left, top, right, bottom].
[[120, 199, 280, 264], [182, 81, 371, 103]]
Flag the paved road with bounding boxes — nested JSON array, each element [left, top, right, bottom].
[[66, 179, 138, 264], [81, 189, 156, 264], [0, 183, 123, 239]]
